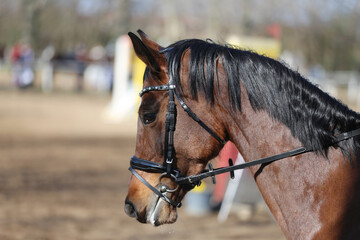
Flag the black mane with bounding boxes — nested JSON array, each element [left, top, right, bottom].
[[163, 39, 360, 164]]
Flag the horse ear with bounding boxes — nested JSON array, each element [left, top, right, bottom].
[[128, 31, 165, 75], [137, 29, 162, 51]]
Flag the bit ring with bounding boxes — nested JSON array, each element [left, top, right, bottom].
[[159, 173, 179, 193]]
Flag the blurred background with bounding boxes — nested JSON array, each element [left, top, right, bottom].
[[0, 0, 359, 239]]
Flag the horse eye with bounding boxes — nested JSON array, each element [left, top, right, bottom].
[[143, 113, 157, 125]]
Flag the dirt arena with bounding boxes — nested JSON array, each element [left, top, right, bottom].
[[0, 89, 287, 240]]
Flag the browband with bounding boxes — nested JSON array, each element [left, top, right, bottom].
[[139, 84, 174, 97]]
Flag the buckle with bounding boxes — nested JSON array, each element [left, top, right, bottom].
[[166, 158, 173, 164]]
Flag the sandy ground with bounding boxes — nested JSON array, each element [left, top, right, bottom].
[[0, 89, 287, 240]]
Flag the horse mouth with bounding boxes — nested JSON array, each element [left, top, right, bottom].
[[146, 194, 177, 226]]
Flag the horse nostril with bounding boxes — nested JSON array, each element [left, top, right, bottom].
[[124, 199, 137, 218]]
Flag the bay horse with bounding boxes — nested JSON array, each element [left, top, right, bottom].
[[124, 30, 360, 239]]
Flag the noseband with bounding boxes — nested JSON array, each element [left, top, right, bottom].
[[129, 76, 360, 208]]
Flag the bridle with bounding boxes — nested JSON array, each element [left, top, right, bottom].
[[129, 75, 360, 208], [129, 75, 226, 208]]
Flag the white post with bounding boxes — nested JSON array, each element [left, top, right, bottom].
[[40, 45, 55, 92], [103, 35, 135, 122]]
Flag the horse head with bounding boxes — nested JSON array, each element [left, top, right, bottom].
[[124, 30, 225, 226]]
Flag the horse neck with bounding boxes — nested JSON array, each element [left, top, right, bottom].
[[224, 93, 360, 239], [225, 89, 303, 162]]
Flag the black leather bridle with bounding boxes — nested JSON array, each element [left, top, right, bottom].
[[129, 76, 360, 208], [129, 75, 226, 208]]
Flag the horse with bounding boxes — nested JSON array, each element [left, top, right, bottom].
[[124, 30, 360, 239]]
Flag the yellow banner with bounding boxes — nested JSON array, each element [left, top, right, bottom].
[[227, 35, 281, 59]]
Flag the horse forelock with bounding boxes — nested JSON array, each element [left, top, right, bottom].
[[162, 38, 360, 164]]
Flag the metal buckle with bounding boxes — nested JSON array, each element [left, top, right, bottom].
[[166, 158, 173, 164]]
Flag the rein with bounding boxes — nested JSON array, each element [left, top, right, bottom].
[[129, 79, 360, 208], [176, 127, 360, 185]]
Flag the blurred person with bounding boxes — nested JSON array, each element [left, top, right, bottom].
[[211, 142, 239, 210], [10, 43, 35, 88], [84, 45, 113, 92], [10, 43, 22, 86], [74, 43, 88, 92], [0, 45, 5, 66]]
